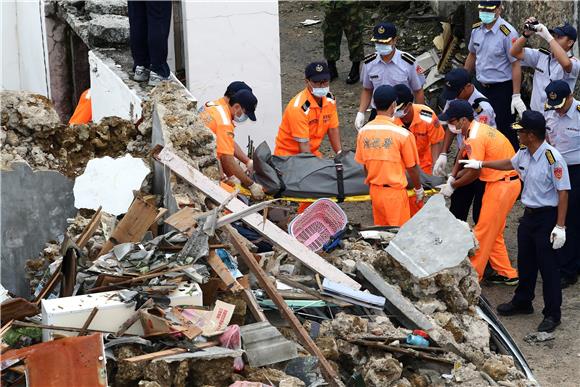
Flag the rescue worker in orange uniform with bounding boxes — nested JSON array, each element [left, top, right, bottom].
[[275, 62, 342, 157], [355, 85, 424, 226], [437, 100, 520, 283], [69, 89, 92, 125], [393, 84, 444, 215], [201, 89, 265, 200]]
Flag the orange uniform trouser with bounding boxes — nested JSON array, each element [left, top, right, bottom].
[[69, 89, 92, 125], [470, 178, 521, 281], [370, 185, 410, 226]]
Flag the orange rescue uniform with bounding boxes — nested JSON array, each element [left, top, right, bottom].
[[274, 88, 339, 157], [394, 104, 444, 215], [355, 115, 420, 226], [464, 121, 520, 281], [69, 89, 92, 125], [200, 104, 235, 159]]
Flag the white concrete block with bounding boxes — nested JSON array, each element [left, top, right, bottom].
[[41, 282, 202, 341]]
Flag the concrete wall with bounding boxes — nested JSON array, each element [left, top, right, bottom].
[[1, 0, 51, 96], [1, 163, 76, 297], [181, 1, 282, 151]]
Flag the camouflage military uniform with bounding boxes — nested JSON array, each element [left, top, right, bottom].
[[322, 1, 365, 62]]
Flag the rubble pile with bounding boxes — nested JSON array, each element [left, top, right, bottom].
[[1, 91, 149, 177]]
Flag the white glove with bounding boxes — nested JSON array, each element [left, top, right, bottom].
[[355, 112, 365, 131], [248, 182, 265, 200], [535, 23, 554, 42], [550, 225, 566, 249], [245, 159, 254, 174], [436, 182, 455, 198], [511, 94, 527, 118], [226, 175, 241, 186], [447, 175, 456, 185], [433, 153, 448, 177], [414, 187, 424, 203], [459, 159, 483, 169]]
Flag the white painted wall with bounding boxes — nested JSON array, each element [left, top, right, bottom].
[[1, 0, 50, 96], [181, 0, 282, 151]]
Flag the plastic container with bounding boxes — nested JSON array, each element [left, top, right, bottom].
[[289, 198, 348, 252]]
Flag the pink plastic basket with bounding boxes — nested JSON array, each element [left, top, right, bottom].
[[289, 199, 348, 252]]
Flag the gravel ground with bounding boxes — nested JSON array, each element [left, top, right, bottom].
[[278, 2, 580, 385]]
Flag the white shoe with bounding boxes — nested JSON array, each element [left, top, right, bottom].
[[133, 66, 150, 82], [148, 71, 171, 86]]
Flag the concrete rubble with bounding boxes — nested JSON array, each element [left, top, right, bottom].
[[1, 49, 535, 387]]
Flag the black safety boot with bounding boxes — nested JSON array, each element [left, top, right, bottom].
[[328, 60, 338, 81], [537, 316, 560, 332], [346, 61, 360, 84], [496, 301, 534, 316]]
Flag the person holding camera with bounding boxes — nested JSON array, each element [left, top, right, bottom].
[[511, 20, 579, 113]]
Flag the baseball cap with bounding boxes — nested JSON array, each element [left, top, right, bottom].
[[373, 85, 397, 110], [442, 68, 471, 100], [394, 84, 414, 109], [305, 62, 331, 82], [371, 22, 397, 43], [230, 89, 258, 121], [478, 1, 501, 10], [544, 80, 571, 110], [225, 81, 252, 97], [438, 100, 474, 122], [511, 110, 545, 134], [549, 23, 577, 42]]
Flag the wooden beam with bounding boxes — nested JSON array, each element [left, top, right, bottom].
[[122, 348, 188, 363], [206, 250, 244, 292], [241, 289, 267, 323], [225, 226, 341, 387], [76, 206, 102, 249], [78, 307, 99, 336], [115, 298, 154, 337], [164, 206, 198, 235], [152, 145, 359, 290]]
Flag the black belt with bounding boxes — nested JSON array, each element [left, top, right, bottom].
[[479, 80, 512, 88], [524, 206, 556, 215], [496, 175, 519, 182]]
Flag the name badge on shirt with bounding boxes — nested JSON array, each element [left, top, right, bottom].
[[370, 75, 379, 79]]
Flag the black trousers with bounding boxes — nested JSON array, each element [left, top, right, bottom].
[[450, 179, 485, 223], [559, 164, 580, 280], [128, 1, 172, 77], [477, 80, 518, 151], [512, 207, 562, 321]]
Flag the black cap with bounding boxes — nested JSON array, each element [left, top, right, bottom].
[[305, 62, 331, 82], [371, 22, 397, 43], [511, 110, 545, 135], [544, 80, 571, 110], [478, 1, 501, 10], [373, 85, 397, 110], [394, 84, 414, 108], [230, 89, 258, 121], [438, 100, 474, 122], [225, 81, 252, 97], [442, 68, 471, 100], [549, 23, 577, 42]]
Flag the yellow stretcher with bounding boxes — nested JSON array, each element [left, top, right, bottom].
[[235, 185, 439, 203]]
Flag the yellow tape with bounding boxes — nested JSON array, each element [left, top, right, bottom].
[[234, 185, 438, 203]]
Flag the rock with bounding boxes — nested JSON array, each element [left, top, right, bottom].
[[279, 378, 306, 387], [315, 336, 339, 361], [88, 14, 130, 47], [341, 259, 356, 273], [245, 367, 304, 386], [368, 316, 403, 338], [5, 130, 19, 146], [362, 355, 403, 387], [1, 91, 61, 134], [143, 361, 172, 386], [483, 355, 512, 381], [86, 0, 128, 16], [336, 339, 364, 370], [331, 313, 368, 337], [138, 382, 161, 387]]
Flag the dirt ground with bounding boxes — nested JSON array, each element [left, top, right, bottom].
[[278, 1, 580, 385]]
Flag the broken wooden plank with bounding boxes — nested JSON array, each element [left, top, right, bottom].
[[152, 145, 359, 290], [88, 265, 193, 293], [33, 269, 62, 305], [206, 250, 244, 292], [214, 199, 280, 229], [241, 289, 268, 323], [78, 307, 99, 336], [225, 225, 341, 387], [98, 194, 161, 257], [12, 321, 135, 336], [115, 298, 154, 337], [76, 206, 102, 249], [352, 339, 454, 366], [164, 206, 198, 235], [1, 298, 39, 325], [123, 348, 188, 363]]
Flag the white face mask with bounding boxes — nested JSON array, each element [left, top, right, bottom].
[[448, 123, 462, 134], [311, 86, 329, 98], [375, 44, 394, 56], [479, 11, 496, 24], [394, 107, 406, 118], [234, 112, 249, 123]]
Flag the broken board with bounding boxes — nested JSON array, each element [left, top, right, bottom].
[[152, 146, 359, 290]]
